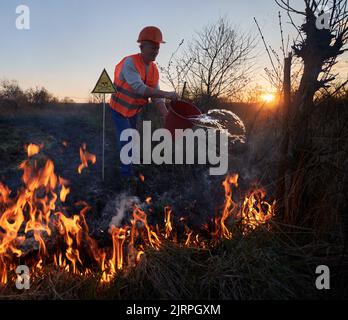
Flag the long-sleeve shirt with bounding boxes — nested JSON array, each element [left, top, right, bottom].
[[119, 57, 165, 105]]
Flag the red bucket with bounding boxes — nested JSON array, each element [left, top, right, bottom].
[[165, 100, 202, 137]]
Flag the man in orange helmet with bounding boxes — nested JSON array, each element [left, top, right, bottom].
[[109, 26, 178, 178]]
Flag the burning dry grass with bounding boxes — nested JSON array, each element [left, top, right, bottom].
[[1, 100, 347, 300], [0, 231, 328, 300], [0, 142, 278, 297], [0, 137, 344, 300], [78, 143, 97, 174]]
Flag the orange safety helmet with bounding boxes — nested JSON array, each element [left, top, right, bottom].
[[137, 26, 166, 44]]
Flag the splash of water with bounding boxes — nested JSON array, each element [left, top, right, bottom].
[[189, 109, 246, 143]]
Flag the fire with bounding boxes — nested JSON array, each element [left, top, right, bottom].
[[27, 143, 41, 157], [145, 197, 152, 204], [240, 188, 274, 233], [164, 207, 173, 239], [184, 227, 193, 247], [59, 177, 70, 202], [56, 213, 83, 274], [78, 143, 96, 174], [0, 143, 275, 286], [220, 174, 238, 239], [111, 226, 128, 271], [211, 174, 238, 240]]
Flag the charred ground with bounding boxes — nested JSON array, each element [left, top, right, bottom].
[[0, 101, 346, 299]]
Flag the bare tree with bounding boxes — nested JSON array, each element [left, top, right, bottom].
[[254, 14, 303, 95], [0, 80, 27, 105], [26, 87, 57, 105], [275, 0, 348, 227], [161, 17, 256, 109], [276, 0, 348, 108]]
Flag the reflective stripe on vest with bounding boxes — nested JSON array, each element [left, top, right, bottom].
[[111, 94, 145, 110], [109, 53, 159, 118]]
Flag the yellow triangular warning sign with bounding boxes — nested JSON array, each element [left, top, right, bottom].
[[92, 69, 116, 94]]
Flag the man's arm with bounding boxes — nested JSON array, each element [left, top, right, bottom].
[[152, 84, 170, 118], [121, 58, 179, 100], [144, 86, 178, 100]]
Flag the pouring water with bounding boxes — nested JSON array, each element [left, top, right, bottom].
[[189, 109, 246, 143]]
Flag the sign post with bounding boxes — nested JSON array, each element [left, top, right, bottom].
[[91, 69, 116, 181]]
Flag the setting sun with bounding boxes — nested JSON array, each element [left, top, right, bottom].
[[261, 93, 276, 103]]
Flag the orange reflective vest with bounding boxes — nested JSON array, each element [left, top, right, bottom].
[[109, 53, 159, 118]]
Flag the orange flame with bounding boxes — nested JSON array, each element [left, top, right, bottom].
[[0, 144, 275, 285], [78, 143, 96, 174], [211, 174, 238, 240], [240, 188, 274, 233], [56, 213, 83, 274], [145, 197, 152, 204], [59, 177, 70, 202], [164, 207, 173, 239], [111, 226, 128, 272], [27, 143, 41, 157]]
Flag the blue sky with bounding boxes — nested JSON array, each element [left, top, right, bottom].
[[0, 0, 346, 102]]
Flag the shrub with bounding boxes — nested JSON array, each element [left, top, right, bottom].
[[0, 80, 28, 108], [25, 86, 57, 105]]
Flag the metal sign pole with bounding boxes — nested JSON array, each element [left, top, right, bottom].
[[91, 69, 115, 182], [102, 93, 106, 181]]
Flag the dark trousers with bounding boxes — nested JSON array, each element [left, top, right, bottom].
[[110, 107, 138, 177]]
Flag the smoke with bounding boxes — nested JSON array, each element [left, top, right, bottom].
[[101, 192, 140, 234]]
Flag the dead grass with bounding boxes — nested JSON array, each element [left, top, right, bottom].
[[0, 99, 347, 300], [2, 225, 344, 300]]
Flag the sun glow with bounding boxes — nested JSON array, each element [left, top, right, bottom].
[[261, 93, 276, 103]]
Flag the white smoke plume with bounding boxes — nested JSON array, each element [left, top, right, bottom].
[[102, 193, 140, 234]]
